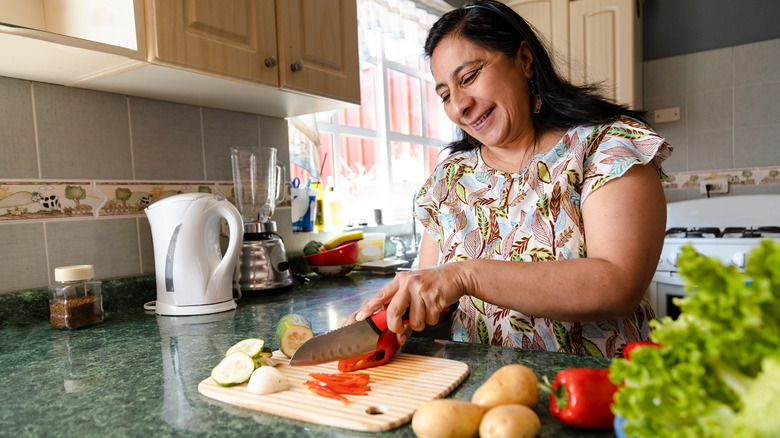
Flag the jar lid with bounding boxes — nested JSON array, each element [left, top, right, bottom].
[[54, 265, 95, 282]]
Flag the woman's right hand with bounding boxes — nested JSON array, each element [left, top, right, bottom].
[[345, 261, 470, 343]]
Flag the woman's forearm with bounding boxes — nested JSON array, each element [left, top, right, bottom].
[[457, 256, 650, 322]]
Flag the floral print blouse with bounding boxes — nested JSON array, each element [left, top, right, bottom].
[[414, 118, 672, 358]]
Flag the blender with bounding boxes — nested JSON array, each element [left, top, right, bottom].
[[231, 146, 293, 291]]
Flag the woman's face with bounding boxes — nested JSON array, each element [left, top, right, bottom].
[[431, 35, 534, 149]]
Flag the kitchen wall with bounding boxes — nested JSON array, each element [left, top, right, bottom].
[[0, 76, 294, 294], [643, 0, 780, 60], [645, 37, 780, 202]]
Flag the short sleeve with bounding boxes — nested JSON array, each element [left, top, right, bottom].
[[581, 118, 672, 203], [414, 163, 445, 243]]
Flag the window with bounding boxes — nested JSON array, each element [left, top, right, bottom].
[[289, 0, 454, 227]]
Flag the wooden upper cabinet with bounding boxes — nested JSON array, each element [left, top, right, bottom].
[[505, 0, 570, 79], [507, 0, 642, 109], [0, 0, 360, 116], [275, 0, 360, 103], [145, 0, 359, 104], [569, 0, 642, 108], [146, 0, 278, 86]]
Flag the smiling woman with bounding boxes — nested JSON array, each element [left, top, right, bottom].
[[345, 0, 673, 359]]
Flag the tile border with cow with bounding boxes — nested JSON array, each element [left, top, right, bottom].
[[0, 181, 233, 220]]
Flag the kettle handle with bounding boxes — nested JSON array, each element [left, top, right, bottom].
[[207, 199, 243, 299], [274, 161, 286, 205]]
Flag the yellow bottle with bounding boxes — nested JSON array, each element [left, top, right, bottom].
[[325, 186, 343, 229], [313, 182, 325, 232]]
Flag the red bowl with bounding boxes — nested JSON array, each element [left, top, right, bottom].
[[303, 241, 360, 266]]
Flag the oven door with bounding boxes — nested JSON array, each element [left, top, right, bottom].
[[647, 271, 688, 320]]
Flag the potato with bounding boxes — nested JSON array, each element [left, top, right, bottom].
[[471, 364, 539, 409], [479, 404, 541, 438], [411, 399, 484, 438]]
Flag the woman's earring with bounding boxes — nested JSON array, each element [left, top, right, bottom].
[[530, 78, 542, 114]]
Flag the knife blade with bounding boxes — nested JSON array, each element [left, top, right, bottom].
[[289, 309, 396, 367]]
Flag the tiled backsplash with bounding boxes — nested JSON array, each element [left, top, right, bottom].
[[644, 37, 780, 201], [0, 75, 292, 294], [2, 36, 779, 294]]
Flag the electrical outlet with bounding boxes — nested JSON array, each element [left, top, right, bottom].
[[654, 107, 681, 123], [699, 178, 729, 195]]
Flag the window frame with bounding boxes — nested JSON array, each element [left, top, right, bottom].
[[316, 27, 454, 225]]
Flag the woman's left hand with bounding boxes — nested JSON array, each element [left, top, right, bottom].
[[344, 263, 469, 344]]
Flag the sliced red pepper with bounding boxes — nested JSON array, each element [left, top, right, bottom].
[[539, 368, 618, 429], [309, 372, 370, 387], [622, 340, 661, 361], [306, 384, 350, 406], [304, 380, 370, 395], [337, 329, 400, 372]]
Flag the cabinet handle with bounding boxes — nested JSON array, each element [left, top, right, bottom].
[[290, 61, 303, 72], [264, 56, 277, 67]]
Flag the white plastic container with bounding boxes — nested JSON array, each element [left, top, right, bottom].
[[357, 232, 385, 267]]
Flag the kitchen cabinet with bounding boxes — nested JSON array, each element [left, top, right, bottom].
[[145, 0, 279, 86], [275, 0, 360, 103], [506, 0, 642, 109], [0, 0, 360, 117], [0, 0, 144, 86], [0, 0, 139, 49]]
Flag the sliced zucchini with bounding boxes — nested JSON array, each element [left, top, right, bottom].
[[255, 356, 278, 368], [225, 338, 265, 358], [211, 352, 255, 387], [259, 345, 273, 358], [276, 313, 314, 358]]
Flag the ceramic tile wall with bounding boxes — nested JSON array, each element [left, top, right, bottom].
[[645, 38, 780, 202], [0, 75, 290, 294]]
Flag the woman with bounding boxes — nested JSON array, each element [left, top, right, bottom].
[[348, 0, 672, 358]]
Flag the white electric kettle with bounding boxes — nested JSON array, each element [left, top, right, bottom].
[[144, 193, 243, 316]]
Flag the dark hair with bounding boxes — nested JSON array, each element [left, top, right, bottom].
[[424, 0, 648, 153]]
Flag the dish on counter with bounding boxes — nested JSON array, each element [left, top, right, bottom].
[[309, 263, 357, 277], [358, 259, 409, 275]]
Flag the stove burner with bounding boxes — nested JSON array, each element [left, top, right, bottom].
[[665, 227, 721, 238], [722, 226, 780, 238]]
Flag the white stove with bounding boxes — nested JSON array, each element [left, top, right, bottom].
[[648, 195, 780, 319]]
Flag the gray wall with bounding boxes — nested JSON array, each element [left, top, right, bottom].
[[643, 0, 780, 60], [643, 37, 780, 201]]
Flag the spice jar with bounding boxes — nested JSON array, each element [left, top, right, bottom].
[[49, 265, 104, 330]]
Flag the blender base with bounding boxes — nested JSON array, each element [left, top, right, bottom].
[[235, 222, 293, 291]]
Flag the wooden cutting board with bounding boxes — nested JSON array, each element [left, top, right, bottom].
[[198, 351, 470, 432]]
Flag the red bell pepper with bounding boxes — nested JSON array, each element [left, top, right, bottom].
[[304, 380, 370, 395], [539, 368, 618, 429], [309, 372, 370, 387], [622, 340, 661, 361], [306, 384, 350, 406], [305, 372, 371, 404], [337, 329, 400, 372]]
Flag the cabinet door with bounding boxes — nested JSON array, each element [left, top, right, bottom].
[[569, 0, 642, 108], [506, 0, 570, 80], [0, 0, 46, 30], [275, 0, 360, 104], [147, 0, 278, 86]]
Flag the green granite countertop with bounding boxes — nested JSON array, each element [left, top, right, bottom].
[[0, 273, 616, 437]]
